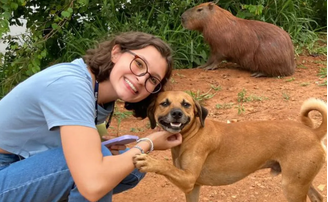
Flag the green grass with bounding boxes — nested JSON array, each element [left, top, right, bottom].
[[318, 67, 327, 78], [186, 89, 216, 105], [237, 89, 267, 102], [216, 103, 235, 109], [285, 77, 295, 82], [300, 82, 310, 86], [282, 92, 290, 100], [112, 109, 133, 135]]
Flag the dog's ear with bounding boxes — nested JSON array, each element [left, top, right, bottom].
[[194, 100, 208, 127], [147, 100, 157, 129]]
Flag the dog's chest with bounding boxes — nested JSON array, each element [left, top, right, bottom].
[[174, 158, 181, 168], [171, 148, 183, 168]]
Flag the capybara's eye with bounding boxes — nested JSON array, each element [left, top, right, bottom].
[[197, 8, 203, 12]]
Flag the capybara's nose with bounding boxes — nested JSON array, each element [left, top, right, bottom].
[[181, 14, 186, 24], [171, 109, 183, 119], [181, 16, 185, 23]]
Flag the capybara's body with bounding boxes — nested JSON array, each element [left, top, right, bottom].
[[181, 2, 296, 77]]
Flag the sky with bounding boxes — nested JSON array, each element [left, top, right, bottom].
[[0, 21, 27, 53]]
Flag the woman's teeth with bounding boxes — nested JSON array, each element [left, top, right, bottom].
[[125, 78, 137, 92]]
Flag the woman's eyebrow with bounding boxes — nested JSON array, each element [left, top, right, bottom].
[[150, 72, 162, 80], [139, 55, 162, 80]]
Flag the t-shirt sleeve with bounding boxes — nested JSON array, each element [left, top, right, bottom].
[[39, 75, 96, 130]]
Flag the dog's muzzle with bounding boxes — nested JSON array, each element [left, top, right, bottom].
[[158, 108, 190, 133]]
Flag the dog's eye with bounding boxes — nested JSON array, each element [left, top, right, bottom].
[[160, 101, 169, 107], [182, 102, 191, 108]]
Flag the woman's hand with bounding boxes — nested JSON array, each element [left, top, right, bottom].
[[145, 131, 182, 150], [108, 145, 127, 155], [102, 135, 127, 155]]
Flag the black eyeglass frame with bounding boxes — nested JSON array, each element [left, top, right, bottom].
[[125, 50, 162, 94]]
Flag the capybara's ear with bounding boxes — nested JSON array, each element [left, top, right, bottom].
[[147, 100, 157, 129], [194, 99, 208, 127], [208, 2, 215, 10]]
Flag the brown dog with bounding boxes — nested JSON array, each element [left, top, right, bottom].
[[133, 91, 327, 202], [181, 2, 296, 77]]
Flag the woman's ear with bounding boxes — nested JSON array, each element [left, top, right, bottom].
[[111, 45, 122, 63]]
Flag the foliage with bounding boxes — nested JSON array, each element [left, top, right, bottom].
[[0, 0, 327, 98], [237, 89, 267, 102], [186, 89, 216, 105]]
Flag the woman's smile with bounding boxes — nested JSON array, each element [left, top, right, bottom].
[[124, 78, 138, 94]]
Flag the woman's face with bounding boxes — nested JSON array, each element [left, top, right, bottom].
[[109, 45, 168, 103]]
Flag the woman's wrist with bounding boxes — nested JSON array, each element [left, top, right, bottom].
[[136, 138, 154, 153], [133, 141, 151, 154]]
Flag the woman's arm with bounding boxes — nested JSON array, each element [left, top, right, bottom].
[[60, 125, 150, 201]]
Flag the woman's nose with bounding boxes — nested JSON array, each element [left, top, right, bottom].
[[136, 73, 150, 84]]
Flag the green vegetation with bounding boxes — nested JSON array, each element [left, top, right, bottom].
[[216, 103, 234, 109], [237, 89, 267, 102], [210, 85, 222, 91], [285, 77, 295, 82], [236, 104, 245, 115], [318, 67, 327, 78], [1, 0, 326, 98], [300, 82, 310, 87], [235, 89, 268, 115], [282, 92, 290, 100], [186, 89, 216, 105], [316, 60, 327, 86], [112, 109, 133, 135]]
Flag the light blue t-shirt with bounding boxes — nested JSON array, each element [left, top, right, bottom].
[[0, 58, 114, 158]]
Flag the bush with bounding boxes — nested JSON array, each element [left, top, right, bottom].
[[0, 0, 326, 98]]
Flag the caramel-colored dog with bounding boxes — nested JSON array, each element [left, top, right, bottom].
[[133, 91, 327, 202]]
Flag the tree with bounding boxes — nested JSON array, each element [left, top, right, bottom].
[[0, 0, 326, 97]]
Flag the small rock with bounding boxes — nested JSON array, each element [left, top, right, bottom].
[[318, 184, 326, 191]]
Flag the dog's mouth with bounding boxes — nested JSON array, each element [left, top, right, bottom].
[[158, 117, 189, 133]]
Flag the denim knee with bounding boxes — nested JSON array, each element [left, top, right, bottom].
[[113, 167, 146, 194]]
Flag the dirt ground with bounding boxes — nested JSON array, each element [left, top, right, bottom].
[[110, 54, 327, 202]]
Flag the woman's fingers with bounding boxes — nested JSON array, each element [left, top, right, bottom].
[[108, 144, 126, 150]]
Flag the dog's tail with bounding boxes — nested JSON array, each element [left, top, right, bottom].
[[300, 98, 327, 140]]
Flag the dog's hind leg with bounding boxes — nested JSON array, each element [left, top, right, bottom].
[[308, 184, 323, 202], [281, 163, 323, 202], [185, 184, 201, 202], [281, 178, 309, 202]]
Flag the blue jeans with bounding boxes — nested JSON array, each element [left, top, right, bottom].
[[0, 146, 145, 202]]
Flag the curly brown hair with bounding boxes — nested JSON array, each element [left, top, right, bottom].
[[83, 32, 173, 119]]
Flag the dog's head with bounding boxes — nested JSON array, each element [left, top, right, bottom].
[[147, 91, 208, 133]]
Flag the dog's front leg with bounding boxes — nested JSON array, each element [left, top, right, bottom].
[[133, 154, 199, 195], [185, 184, 201, 202]]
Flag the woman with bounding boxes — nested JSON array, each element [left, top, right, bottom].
[[0, 32, 182, 201]]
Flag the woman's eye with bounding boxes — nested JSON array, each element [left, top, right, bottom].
[[135, 59, 144, 69], [149, 77, 159, 85]]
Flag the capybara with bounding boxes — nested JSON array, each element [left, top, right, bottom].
[[181, 2, 296, 77]]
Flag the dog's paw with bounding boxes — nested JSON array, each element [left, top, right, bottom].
[[133, 154, 159, 173]]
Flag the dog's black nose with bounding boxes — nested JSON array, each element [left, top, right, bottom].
[[171, 109, 183, 119]]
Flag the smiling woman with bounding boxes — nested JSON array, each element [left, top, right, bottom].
[[84, 32, 173, 119], [0, 31, 182, 202], [125, 49, 162, 93]]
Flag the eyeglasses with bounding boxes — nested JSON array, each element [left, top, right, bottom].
[[125, 50, 162, 94]]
